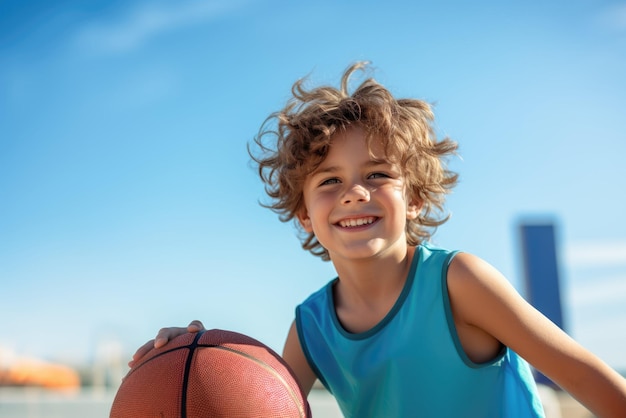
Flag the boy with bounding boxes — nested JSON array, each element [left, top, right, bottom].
[[132, 62, 626, 417]]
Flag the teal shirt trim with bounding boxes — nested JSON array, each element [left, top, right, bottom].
[[296, 243, 545, 417], [440, 250, 508, 369]]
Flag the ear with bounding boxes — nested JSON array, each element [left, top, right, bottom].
[[406, 198, 423, 220], [297, 209, 313, 233]]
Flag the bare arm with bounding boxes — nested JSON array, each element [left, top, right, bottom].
[[282, 320, 317, 396], [448, 252, 626, 418]]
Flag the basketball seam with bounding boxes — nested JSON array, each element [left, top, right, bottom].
[[180, 331, 205, 418], [199, 345, 307, 418]]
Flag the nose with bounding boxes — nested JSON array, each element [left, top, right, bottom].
[[342, 184, 370, 205]]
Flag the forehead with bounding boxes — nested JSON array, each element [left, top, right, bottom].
[[326, 126, 387, 159]]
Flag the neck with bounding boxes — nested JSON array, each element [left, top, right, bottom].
[[330, 246, 416, 305], [328, 246, 416, 334]]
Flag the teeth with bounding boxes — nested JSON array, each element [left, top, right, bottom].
[[339, 217, 375, 228]]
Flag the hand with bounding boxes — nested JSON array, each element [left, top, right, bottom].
[[128, 320, 205, 367]]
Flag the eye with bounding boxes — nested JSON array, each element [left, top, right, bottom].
[[368, 172, 390, 179], [320, 177, 341, 186]]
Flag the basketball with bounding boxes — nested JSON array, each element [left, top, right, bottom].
[[110, 329, 311, 418]]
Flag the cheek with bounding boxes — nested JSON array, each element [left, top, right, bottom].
[[310, 192, 334, 211]]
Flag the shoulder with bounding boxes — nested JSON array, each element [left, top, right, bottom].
[[445, 252, 570, 362], [445, 251, 559, 362], [445, 252, 516, 362], [447, 252, 513, 298]]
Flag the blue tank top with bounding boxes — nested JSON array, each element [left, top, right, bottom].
[[296, 244, 545, 417]]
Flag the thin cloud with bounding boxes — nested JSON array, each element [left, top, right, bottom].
[[565, 240, 626, 268], [103, 69, 179, 110], [595, 3, 626, 32], [73, 0, 246, 55], [568, 274, 626, 306]]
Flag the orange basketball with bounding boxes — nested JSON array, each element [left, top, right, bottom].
[[110, 329, 311, 418]]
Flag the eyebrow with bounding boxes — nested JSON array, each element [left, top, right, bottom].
[[312, 159, 391, 176]]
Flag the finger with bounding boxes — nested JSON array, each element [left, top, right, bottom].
[[128, 339, 155, 367], [154, 326, 187, 348], [187, 320, 205, 332]]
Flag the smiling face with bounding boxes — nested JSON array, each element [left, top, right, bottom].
[[298, 126, 421, 263]]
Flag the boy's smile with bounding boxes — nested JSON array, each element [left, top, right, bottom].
[[298, 126, 420, 262], [336, 216, 377, 228]]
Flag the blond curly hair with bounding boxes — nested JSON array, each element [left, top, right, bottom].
[[249, 62, 458, 261]]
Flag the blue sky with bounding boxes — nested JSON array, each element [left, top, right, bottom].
[[1, 0, 625, 372]]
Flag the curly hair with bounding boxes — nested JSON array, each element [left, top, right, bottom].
[[249, 62, 459, 261]]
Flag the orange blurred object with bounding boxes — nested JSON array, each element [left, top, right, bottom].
[[0, 356, 80, 389]]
